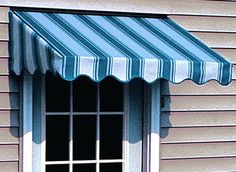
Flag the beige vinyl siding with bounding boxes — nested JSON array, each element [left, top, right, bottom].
[[213, 48, 236, 64], [161, 2, 236, 170], [191, 32, 236, 48], [0, 7, 20, 172], [0, 24, 8, 41], [0, 42, 9, 57], [0, 111, 19, 127], [0, 0, 172, 14], [171, 0, 236, 17], [0, 162, 18, 172], [160, 158, 236, 172], [161, 142, 236, 159], [1, 0, 236, 17], [0, 145, 18, 161]]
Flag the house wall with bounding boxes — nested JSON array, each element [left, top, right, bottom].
[[0, 7, 20, 172], [160, 1, 236, 171], [0, 0, 236, 172]]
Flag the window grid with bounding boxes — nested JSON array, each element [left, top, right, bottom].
[[45, 80, 125, 172]]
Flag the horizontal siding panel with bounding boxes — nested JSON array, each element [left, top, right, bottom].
[[214, 48, 236, 63], [161, 127, 236, 143], [161, 111, 236, 128], [0, 76, 19, 93], [0, 93, 19, 110], [161, 80, 236, 96], [0, 58, 9, 75], [0, 41, 9, 57], [161, 157, 236, 172], [170, 15, 236, 33], [0, 0, 172, 14], [0, 7, 9, 23], [172, 0, 236, 16], [0, 128, 18, 144], [161, 96, 236, 112], [0, 24, 8, 41], [161, 142, 236, 160], [0, 162, 18, 172], [192, 32, 236, 48], [0, 145, 18, 161], [78, 0, 171, 14], [0, 111, 19, 127]]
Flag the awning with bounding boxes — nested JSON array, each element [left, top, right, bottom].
[[9, 11, 232, 85]]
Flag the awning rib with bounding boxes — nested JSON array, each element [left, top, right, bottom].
[[9, 11, 232, 85]]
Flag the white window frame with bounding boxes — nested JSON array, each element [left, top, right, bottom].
[[21, 73, 161, 172]]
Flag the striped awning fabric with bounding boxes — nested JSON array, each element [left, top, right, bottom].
[[9, 11, 232, 85]]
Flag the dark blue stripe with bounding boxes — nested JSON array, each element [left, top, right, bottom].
[[20, 22, 28, 72], [221, 62, 232, 85], [46, 45, 54, 71]]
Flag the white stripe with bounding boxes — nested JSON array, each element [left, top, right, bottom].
[[111, 57, 128, 81], [204, 62, 219, 83], [79, 56, 96, 79], [12, 14, 22, 75], [25, 25, 37, 74], [36, 38, 49, 73], [174, 60, 190, 83], [38, 37, 50, 73], [143, 58, 160, 82], [52, 50, 63, 75]]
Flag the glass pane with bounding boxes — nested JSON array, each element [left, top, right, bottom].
[[73, 164, 96, 172], [73, 115, 96, 160], [100, 77, 123, 112], [46, 73, 70, 112], [73, 76, 97, 112], [46, 115, 69, 161], [100, 115, 123, 159], [100, 163, 122, 172], [46, 165, 69, 172]]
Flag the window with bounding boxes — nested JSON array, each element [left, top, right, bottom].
[[22, 72, 160, 172], [45, 75, 124, 172]]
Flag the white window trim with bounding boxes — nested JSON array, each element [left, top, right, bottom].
[[21, 74, 161, 172], [22, 72, 33, 172], [22, 73, 46, 172], [149, 81, 161, 172]]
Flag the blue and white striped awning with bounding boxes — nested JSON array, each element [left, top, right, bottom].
[[9, 11, 232, 85]]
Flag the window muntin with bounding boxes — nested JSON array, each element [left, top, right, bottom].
[[45, 75, 125, 172]]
